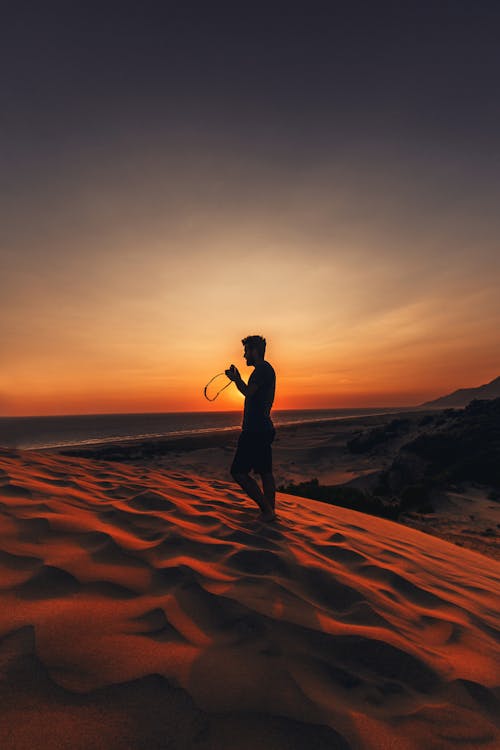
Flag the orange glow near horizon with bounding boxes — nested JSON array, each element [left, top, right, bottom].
[[2, 150, 500, 417], [2, 256, 500, 417], [2, 271, 499, 418]]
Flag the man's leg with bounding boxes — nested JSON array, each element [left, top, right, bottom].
[[257, 429, 276, 516], [261, 471, 276, 511], [230, 431, 274, 520], [231, 471, 273, 515]]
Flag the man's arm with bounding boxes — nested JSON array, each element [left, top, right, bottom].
[[226, 365, 259, 397]]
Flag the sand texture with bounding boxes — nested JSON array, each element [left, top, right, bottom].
[[0, 447, 499, 749]]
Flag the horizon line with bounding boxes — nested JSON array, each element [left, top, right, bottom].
[[0, 404, 420, 420]]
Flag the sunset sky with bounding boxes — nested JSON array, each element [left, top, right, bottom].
[[2, 2, 500, 416]]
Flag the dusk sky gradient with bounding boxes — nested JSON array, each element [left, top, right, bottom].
[[2, 1, 500, 415]]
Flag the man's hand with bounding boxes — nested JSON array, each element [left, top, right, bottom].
[[225, 364, 241, 382]]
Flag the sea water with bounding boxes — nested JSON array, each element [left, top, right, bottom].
[[0, 408, 404, 450]]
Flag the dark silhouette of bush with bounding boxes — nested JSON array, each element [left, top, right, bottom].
[[293, 398, 500, 521], [347, 418, 412, 454], [400, 398, 500, 489], [418, 414, 435, 426], [278, 478, 400, 520], [400, 483, 432, 509]]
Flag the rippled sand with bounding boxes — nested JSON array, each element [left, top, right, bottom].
[[0, 447, 499, 749]]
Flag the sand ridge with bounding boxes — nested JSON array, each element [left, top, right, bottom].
[[0, 447, 499, 749]]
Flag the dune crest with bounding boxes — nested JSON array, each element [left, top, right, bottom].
[[0, 447, 499, 749]]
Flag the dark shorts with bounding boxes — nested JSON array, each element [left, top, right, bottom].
[[230, 428, 276, 475]]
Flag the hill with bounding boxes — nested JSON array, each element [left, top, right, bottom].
[[421, 375, 500, 408]]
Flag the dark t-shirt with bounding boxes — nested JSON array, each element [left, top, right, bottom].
[[242, 361, 276, 432]]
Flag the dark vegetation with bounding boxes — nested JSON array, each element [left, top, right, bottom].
[[380, 398, 500, 493], [280, 399, 500, 520], [278, 478, 401, 520], [60, 430, 236, 461], [346, 417, 412, 453]]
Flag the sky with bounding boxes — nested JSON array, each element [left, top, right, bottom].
[[1, 1, 500, 416]]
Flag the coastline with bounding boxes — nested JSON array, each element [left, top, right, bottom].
[[40, 408, 425, 457], [4, 407, 412, 453]]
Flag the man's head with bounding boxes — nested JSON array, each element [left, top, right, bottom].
[[242, 334, 266, 366]]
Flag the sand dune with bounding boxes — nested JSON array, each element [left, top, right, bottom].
[[0, 447, 499, 749]]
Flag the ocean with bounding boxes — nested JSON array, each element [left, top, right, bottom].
[[0, 408, 405, 450]]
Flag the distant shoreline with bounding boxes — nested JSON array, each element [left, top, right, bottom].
[[0, 406, 420, 452], [43, 407, 431, 458]]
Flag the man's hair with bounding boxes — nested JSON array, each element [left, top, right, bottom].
[[242, 334, 266, 358]]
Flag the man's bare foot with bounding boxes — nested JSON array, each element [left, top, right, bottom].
[[259, 509, 276, 522]]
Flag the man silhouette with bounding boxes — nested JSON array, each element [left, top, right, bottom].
[[226, 335, 277, 522]]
